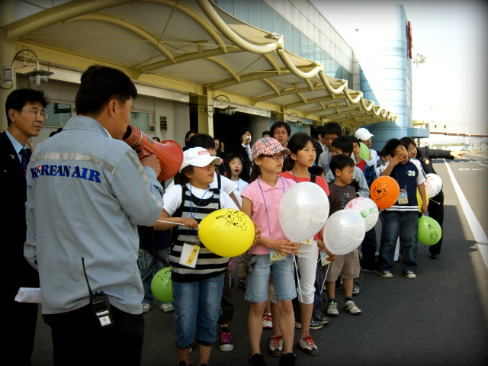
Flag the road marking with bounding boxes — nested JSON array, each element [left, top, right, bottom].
[[477, 162, 488, 168], [445, 159, 488, 269], [459, 168, 470, 170]]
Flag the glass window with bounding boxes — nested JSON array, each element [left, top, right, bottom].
[[284, 20, 293, 53], [216, 0, 234, 15], [44, 102, 72, 127], [273, 11, 284, 36], [131, 112, 151, 132], [235, 0, 249, 23], [293, 27, 301, 56], [249, 0, 262, 29], [261, 2, 274, 32]]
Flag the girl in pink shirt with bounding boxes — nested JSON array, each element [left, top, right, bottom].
[[241, 137, 300, 366]]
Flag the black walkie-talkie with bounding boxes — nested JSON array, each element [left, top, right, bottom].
[[81, 257, 113, 328]]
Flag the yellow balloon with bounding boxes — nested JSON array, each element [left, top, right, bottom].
[[416, 188, 429, 212], [198, 209, 255, 257]]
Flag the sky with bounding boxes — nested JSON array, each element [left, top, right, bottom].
[[312, 0, 488, 128]]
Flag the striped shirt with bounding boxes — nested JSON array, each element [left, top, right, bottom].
[[169, 185, 229, 282]]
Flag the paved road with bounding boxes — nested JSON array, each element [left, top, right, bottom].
[[31, 154, 488, 366]]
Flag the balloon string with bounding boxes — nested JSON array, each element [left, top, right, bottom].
[[294, 256, 303, 304], [156, 220, 187, 226]]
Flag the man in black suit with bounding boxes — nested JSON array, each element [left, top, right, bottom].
[[232, 127, 252, 182], [0, 88, 48, 365]]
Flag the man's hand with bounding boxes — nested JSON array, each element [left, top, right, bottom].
[[140, 154, 161, 177]]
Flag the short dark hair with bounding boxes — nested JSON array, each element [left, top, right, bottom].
[[188, 133, 214, 150], [331, 136, 353, 155], [285, 132, 315, 170], [330, 154, 355, 177], [400, 137, 416, 149], [5, 88, 48, 125], [240, 127, 251, 136], [349, 136, 360, 145], [322, 122, 342, 137], [270, 121, 291, 137], [383, 138, 406, 157], [75, 65, 137, 116], [224, 152, 244, 165], [262, 130, 271, 137]]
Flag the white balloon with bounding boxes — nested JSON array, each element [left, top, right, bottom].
[[322, 210, 365, 255], [345, 197, 379, 231], [279, 182, 329, 242], [425, 173, 442, 199]]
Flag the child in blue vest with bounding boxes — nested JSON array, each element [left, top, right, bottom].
[[377, 139, 427, 279], [155, 147, 238, 366]]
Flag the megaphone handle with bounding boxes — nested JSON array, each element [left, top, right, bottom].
[[136, 145, 151, 159]]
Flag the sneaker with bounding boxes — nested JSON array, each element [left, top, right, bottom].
[[376, 270, 393, 278], [404, 271, 417, 279], [248, 353, 266, 366], [309, 319, 323, 330], [362, 267, 377, 273], [262, 312, 273, 329], [238, 278, 247, 290], [343, 300, 362, 315], [297, 334, 319, 356], [430, 253, 440, 259], [326, 301, 339, 317], [142, 303, 153, 313], [219, 328, 233, 352], [313, 314, 330, 326], [352, 286, 360, 296], [294, 320, 301, 329], [160, 303, 174, 313], [279, 352, 296, 366], [267, 335, 283, 357]]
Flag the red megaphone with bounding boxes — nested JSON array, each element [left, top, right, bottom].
[[123, 125, 183, 182]]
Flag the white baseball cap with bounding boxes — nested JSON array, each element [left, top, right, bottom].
[[179, 147, 221, 172], [355, 127, 374, 141]]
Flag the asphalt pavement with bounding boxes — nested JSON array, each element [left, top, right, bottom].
[[31, 154, 488, 366]]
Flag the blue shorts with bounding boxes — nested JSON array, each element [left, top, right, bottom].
[[172, 273, 224, 349], [245, 254, 297, 303]]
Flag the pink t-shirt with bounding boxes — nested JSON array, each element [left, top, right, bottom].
[[279, 171, 330, 196], [241, 176, 296, 254]]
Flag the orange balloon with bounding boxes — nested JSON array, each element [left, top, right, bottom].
[[369, 176, 400, 210]]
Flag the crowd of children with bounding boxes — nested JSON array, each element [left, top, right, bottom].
[[140, 122, 441, 366]]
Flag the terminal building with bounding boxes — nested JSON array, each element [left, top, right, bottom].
[[0, 0, 423, 151]]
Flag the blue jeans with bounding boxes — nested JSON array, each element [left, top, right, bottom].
[[138, 247, 170, 305], [172, 273, 225, 349], [378, 211, 419, 273]]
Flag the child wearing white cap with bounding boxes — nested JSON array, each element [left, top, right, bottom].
[[154, 147, 239, 366], [355, 127, 379, 165]]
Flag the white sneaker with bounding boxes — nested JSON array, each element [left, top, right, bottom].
[[160, 303, 174, 312], [142, 303, 153, 313], [262, 312, 273, 329], [326, 301, 339, 317], [343, 300, 362, 315], [404, 271, 417, 279]]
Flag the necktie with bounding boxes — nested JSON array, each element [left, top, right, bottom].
[[19, 148, 29, 172]]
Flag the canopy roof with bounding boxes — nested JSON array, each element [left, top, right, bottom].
[[3, 0, 397, 128]]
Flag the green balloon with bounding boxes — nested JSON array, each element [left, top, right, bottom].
[[418, 216, 442, 246], [359, 142, 370, 160], [151, 267, 173, 302]]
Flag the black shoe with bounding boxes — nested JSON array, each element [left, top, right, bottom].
[[249, 353, 266, 366], [279, 353, 296, 366], [430, 253, 440, 259]]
